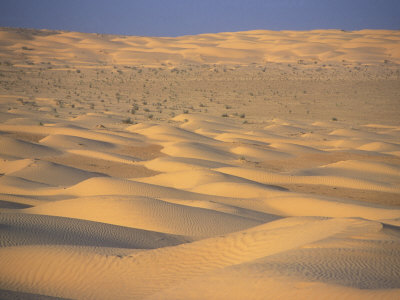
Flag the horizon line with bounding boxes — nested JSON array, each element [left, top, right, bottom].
[[1, 25, 399, 38]]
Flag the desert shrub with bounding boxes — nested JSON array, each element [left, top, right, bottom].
[[122, 117, 133, 124]]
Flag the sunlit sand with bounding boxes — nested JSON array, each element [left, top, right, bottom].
[[0, 27, 399, 299]]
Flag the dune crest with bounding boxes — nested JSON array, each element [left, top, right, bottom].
[[1, 27, 400, 66]]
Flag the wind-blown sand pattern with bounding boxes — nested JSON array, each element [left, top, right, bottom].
[[0, 27, 400, 299]]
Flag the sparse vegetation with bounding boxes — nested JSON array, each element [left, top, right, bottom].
[[122, 117, 133, 124]]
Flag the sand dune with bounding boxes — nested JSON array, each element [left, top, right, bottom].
[[217, 165, 400, 193], [25, 195, 261, 238], [39, 134, 116, 150], [142, 155, 231, 172], [0, 158, 102, 186], [3, 27, 399, 65], [0, 212, 188, 249], [161, 141, 237, 161], [1, 217, 391, 300], [0, 135, 61, 159], [1, 27, 399, 299], [127, 123, 216, 143]]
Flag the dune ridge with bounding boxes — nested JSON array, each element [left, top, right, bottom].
[[1, 27, 400, 66]]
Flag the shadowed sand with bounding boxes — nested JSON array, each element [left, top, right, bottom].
[[0, 27, 399, 299]]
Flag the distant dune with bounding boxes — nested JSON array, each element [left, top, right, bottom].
[[1, 27, 400, 66]]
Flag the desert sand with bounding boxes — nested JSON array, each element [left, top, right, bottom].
[[0, 27, 399, 299]]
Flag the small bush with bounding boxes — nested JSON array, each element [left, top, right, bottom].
[[122, 117, 133, 124]]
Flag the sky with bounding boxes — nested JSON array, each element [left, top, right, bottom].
[[0, 0, 399, 37]]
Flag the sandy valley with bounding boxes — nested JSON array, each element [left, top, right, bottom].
[[0, 27, 400, 299]]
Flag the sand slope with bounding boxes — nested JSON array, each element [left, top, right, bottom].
[[1, 111, 399, 299], [2, 217, 397, 300]]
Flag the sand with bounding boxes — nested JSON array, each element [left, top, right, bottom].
[[0, 27, 399, 299]]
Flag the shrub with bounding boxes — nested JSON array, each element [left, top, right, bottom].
[[122, 117, 133, 124]]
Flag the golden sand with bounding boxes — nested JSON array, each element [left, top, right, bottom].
[[0, 27, 399, 299]]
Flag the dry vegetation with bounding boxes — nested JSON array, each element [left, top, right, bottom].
[[1, 57, 399, 127]]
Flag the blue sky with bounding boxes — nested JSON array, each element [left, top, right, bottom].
[[1, 0, 399, 36]]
